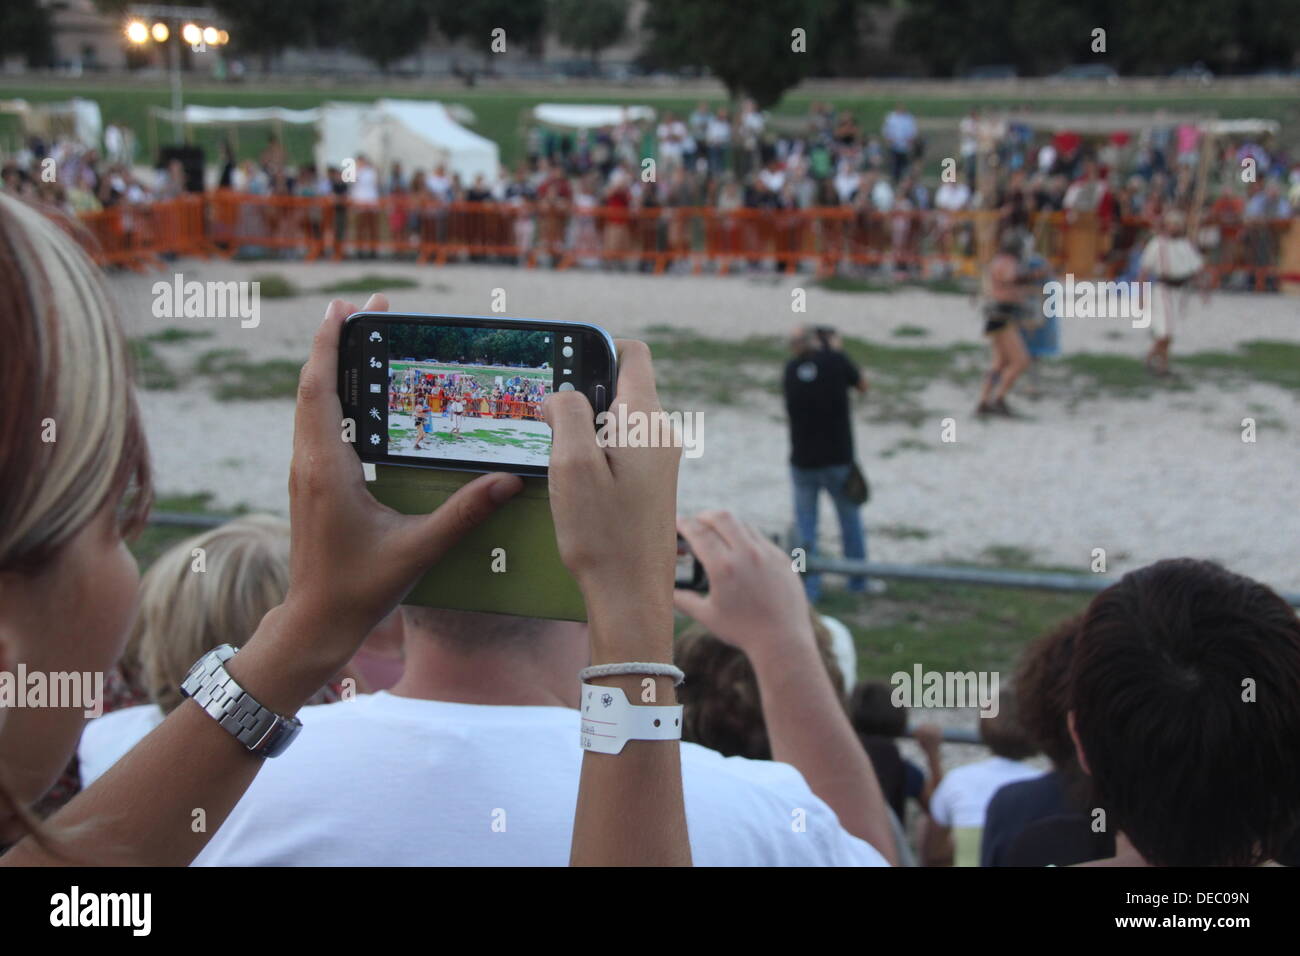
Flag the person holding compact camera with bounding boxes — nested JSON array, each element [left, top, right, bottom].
[[782, 325, 873, 602]]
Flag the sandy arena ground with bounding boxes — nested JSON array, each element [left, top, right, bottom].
[[109, 258, 1300, 593]]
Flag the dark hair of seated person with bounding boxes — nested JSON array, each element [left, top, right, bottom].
[[978, 685, 1036, 761], [847, 680, 911, 821], [674, 611, 844, 763], [1070, 558, 1300, 867]]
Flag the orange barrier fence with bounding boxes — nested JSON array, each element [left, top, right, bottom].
[[80, 192, 1300, 290], [393, 393, 544, 421]]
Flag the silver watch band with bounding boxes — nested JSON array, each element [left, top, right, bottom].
[[180, 644, 302, 758]]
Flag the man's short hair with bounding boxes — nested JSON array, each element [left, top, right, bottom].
[[401, 606, 549, 651], [1070, 558, 1300, 866], [849, 680, 907, 738], [979, 685, 1036, 760]]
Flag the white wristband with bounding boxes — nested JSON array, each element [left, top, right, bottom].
[[580, 683, 683, 755]]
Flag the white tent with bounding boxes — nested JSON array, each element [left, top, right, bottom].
[[532, 103, 656, 130], [147, 105, 322, 126], [316, 100, 500, 184], [0, 97, 102, 149]]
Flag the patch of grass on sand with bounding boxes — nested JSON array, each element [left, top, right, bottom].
[[130, 493, 250, 568], [842, 337, 983, 425], [818, 276, 896, 294], [1063, 341, 1300, 399], [643, 329, 787, 406], [891, 325, 930, 338], [318, 275, 421, 295], [880, 437, 934, 458], [1060, 353, 1167, 398], [195, 348, 301, 400], [129, 339, 179, 390], [979, 544, 1039, 568], [1177, 340, 1300, 393], [643, 329, 982, 423], [143, 327, 215, 344], [252, 273, 299, 298], [874, 523, 934, 540], [818, 275, 971, 296], [815, 581, 1088, 681]]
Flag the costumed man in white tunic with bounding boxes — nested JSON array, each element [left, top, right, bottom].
[[1137, 210, 1204, 376]]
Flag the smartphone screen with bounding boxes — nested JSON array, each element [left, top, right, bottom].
[[341, 313, 615, 477]]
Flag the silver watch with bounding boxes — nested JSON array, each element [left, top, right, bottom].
[[180, 644, 303, 758]]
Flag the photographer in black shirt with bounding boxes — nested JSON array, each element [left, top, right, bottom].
[[782, 326, 871, 601]]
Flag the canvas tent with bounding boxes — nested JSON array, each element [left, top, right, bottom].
[[532, 103, 656, 130], [148, 106, 322, 126], [316, 100, 499, 184], [0, 98, 103, 150]]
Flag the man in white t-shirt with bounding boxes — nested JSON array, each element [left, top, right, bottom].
[[195, 604, 889, 867]]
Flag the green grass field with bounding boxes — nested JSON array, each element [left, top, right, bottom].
[[132, 495, 1089, 682], [4, 77, 1297, 170]]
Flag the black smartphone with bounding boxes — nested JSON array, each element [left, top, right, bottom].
[[675, 534, 708, 592], [339, 313, 617, 478]]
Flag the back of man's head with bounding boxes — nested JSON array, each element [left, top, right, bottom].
[[401, 606, 552, 652], [979, 685, 1036, 760], [1070, 558, 1300, 866], [788, 325, 816, 356]]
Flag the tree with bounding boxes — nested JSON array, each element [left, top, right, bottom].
[[343, 0, 436, 71], [209, 0, 329, 69], [548, 0, 627, 64], [434, 0, 547, 60], [894, 0, 1300, 76], [640, 0, 830, 108], [0, 0, 54, 68]]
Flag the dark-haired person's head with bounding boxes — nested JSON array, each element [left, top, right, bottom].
[[1069, 558, 1300, 867], [979, 685, 1036, 760], [849, 680, 906, 739], [1015, 616, 1081, 769]]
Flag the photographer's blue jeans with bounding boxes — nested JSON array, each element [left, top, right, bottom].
[[792, 464, 867, 602]]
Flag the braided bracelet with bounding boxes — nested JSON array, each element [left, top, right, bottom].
[[579, 662, 685, 687]]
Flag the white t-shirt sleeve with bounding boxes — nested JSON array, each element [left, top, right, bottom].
[[77, 704, 165, 787], [682, 747, 889, 866], [928, 773, 954, 827]]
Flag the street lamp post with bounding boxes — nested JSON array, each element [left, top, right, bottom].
[[124, 6, 229, 144]]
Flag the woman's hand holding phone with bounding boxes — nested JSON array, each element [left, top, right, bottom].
[[546, 340, 690, 867], [232, 295, 523, 713], [544, 339, 680, 665]]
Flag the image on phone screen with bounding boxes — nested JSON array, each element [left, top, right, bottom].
[[343, 314, 614, 476], [373, 324, 554, 469]]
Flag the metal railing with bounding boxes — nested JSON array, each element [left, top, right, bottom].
[[146, 511, 1300, 746]]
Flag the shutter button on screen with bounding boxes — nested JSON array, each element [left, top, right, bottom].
[[558, 382, 576, 392], [562, 346, 574, 358]]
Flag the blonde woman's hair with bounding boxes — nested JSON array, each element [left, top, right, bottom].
[[0, 192, 151, 856], [126, 516, 291, 713], [0, 191, 152, 573]]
